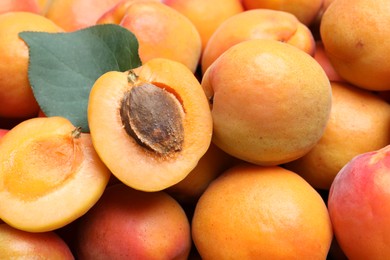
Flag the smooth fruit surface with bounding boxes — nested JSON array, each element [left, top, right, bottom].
[[201, 9, 316, 73], [162, 0, 244, 51], [0, 116, 111, 232], [202, 39, 332, 166], [0, 11, 64, 118], [88, 58, 212, 192], [192, 163, 333, 259], [44, 0, 123, 31], [320, 0, 390, 91], [76, 183, 192, 260], [284, 81, 390, 189], [98, 1, 202, 73], [242, 0, 323, 25], [328, 145, 390, 259], [0, 223, 74, 259]]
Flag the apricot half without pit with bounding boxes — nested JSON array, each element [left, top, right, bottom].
[[88, 58, 213, 192], [0, 116, 111, 233]]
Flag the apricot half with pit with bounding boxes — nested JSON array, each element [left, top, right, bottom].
[[88, 58, 213, 192], [0, 116, 111, 232]]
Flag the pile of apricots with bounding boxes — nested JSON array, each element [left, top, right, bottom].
[[1, 0, 390, 259]]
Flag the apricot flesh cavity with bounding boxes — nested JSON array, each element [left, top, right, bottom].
[[88, 58, 213, 192], [0, 117, 111, 232]]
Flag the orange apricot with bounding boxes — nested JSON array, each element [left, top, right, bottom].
[[0, 116, 111, 232], [44, 0, 123, 31], [320, 0, 390, 91], [0, 12, 64, 118], [202, 39, 332, 166], [313, 41, 346, 82], [284, 81, 390, 190], [0, 223, 74, 259], [88, 58, 213, 192], [97, 0, 202, 73], [192, 163, 333, 259], [201, 9, 316, 73], [166, 142, 238, 204], [161, 0, 244, 52], [0, 0, 40, 14], [242, 0, 324, 26]]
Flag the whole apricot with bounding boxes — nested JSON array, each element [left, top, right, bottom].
[[0, 12, 64, 118], [242, 0, 323, 26], [320, 0, 390, 91], [192, 163, 333, 259], [202, 39, 332, 166], [201, 9, 316, 73], [0, 223, 74, 259], [0, 0, 40, 14], [328, 145, 390, 259], [44, 0, 123, 31], [284, 81, 390, 190], [98, 0, 202, 73], [161, 0, 244, 52], [88, 58, 212, 191], [76, 183, 192, 260]]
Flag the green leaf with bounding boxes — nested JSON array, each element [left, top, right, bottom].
[[19, 24, 142, 132]]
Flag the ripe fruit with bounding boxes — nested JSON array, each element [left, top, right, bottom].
[[328, 145, 390, 259], [88, 58, 212, 192], [161, 0, 244, 51], [0, 12, 64, 118], [201, 9, 316, 73], [44, 0, 123, 31], [0, 116, 111, 232], [202, 39, 332, 166], [320, 0, 390, 91], [98, 0, 202, 73], [76, 183, 192, 260], [284, 81, 390, 190], [0, 223, 74, 259], [192, 163, 333, 259], [242, 0, 323, 26]]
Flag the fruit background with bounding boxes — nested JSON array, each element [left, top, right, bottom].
[[1, 0, 390, 259]]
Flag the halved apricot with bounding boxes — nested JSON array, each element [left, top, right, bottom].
[[0, 116, 111, 232], [88, 58, 213, 192]]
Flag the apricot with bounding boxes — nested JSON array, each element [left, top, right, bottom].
[[0, 12, 64, 118], [88, 58, 213, 192], [75, 183, 192, 260], [0, 223, 74, 259], [0, 0, 40, 14], [284, 81, 390, 190], [201, 9, 316, 73], [0, 116, 111, 232], [242, 0, 324, 26], [166, 142, 237, 204], [202, 39, 332, 166], [97, 0, 202, 73], [161, 0, 244, 52], [320, 0, 390, 91], [328, 145, 390, 258], [313, 41, 346, 82], [44, 0, 123, 31], [192, 163, 333, 259]]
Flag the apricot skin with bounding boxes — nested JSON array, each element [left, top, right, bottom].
[[202, 39, 331, 166], [328, 145, 390, 259], [76, 184, 192, 260], [0, 223, 74, 259]]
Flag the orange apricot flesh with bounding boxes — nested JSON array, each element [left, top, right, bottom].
[[88, 58, 213, 192], [0, 116, 111, 232]]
